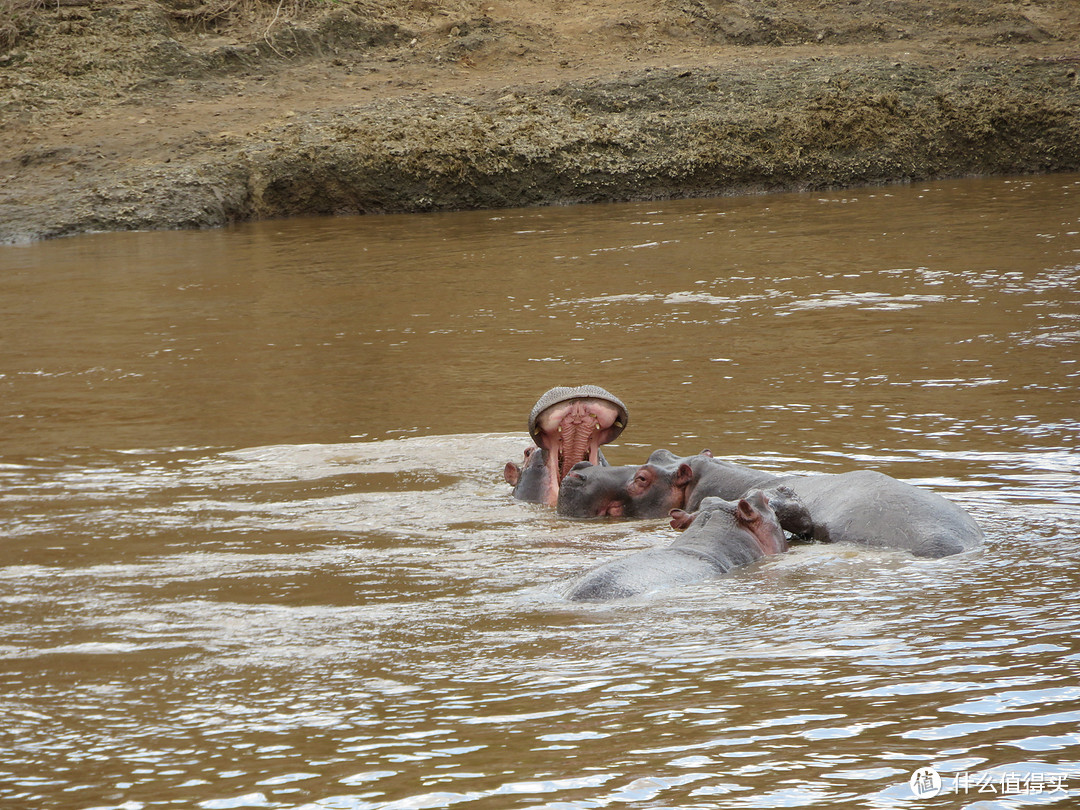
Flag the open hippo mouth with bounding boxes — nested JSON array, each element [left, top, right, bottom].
[[528, 385, 629, 481]]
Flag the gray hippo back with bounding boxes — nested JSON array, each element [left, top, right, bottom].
[[765, 470, 983, 558], [565, 490, 787, 602]]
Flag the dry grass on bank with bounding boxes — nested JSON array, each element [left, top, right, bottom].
[[166, 0, 476, 37], [0, 0, 360, 50], [0, 0, 42, 50], [167, 0, 336, 31]]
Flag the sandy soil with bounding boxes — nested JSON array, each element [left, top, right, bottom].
[[1, 0, 1078, 243]]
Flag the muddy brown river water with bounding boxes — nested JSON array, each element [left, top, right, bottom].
[[1, 175, 1079, 809]]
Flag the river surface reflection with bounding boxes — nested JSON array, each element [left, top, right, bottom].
[[1, 175, 1079, 809]]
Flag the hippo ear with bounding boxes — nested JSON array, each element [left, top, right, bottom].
[[503, 462, 521, 486], [674, 463, 695, 488], [735, 498, 758, 523], [669, 509, 695, 531], [699, 449, 714, 457]]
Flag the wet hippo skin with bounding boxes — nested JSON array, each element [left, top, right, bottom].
[[557, 449, 983, 558], [564, 490, 788, 601]]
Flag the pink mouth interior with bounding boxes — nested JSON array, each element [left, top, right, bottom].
[[535, 397, 623, 480]]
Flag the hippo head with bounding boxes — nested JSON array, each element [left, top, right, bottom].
[[503, 446, 558, 505], [671, 490, 788, 556], [556, 462, 637, 517], [557, 448, 710, 518], [517, 385, 627, 506], [760, 485, 815, 541]]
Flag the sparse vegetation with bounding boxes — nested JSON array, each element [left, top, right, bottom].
[[0, 0, 43, 51], [165, 0, 338, 37]]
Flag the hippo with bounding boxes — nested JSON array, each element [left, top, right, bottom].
[[557, 450, 983, 558], [506, 385, 629, 506], [557, 449, 777, 517], [505, 445, 619, 505], [756, 471, 983, 558], [564, 490, 788, 601], [503, 446, 554, 504]]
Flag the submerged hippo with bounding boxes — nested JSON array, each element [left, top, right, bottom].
[[564, 490, 788, 601], [558, 449, 776, 517], [558, 449, 983, 558], [503, 446, 553, 504], [505, 385, 629, 506], [755, 471, 983, 558]]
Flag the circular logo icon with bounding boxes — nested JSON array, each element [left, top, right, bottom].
[[910, 767, 943, 798]]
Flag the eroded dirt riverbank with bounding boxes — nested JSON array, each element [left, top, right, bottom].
[[1, 0, 1079, 243]]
